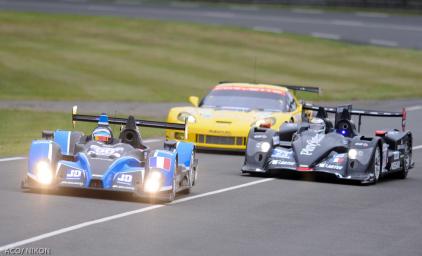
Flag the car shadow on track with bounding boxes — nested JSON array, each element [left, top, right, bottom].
[[247, 171, 408, 186], [247, 171, 361, 186], [22, 188, 171, 204]]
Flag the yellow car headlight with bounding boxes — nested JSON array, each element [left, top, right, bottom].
[[36, 161, 53, 185], [144, 171, 162, 193], [252, 117, 276, 128], [177, 112, 196, 123]]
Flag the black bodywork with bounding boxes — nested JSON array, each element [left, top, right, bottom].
[[242, 104, 414, 184]]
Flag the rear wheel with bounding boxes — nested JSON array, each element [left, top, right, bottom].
[[181, 152, 196, 195], [398, 142, 412, 179], [189, 151, 197, 186]]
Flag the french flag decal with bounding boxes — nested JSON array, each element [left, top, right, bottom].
[[149, 157, 172, 171]]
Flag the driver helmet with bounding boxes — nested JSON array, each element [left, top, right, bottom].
[[309, 117, 326, 134], [92, 126, 113, 144]]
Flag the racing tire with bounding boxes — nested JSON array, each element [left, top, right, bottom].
[[164, 177, 176, 203], [189, 151, 197, 186], [367, 146, 382, 185], [180, 152, 196, 195], [397, 142, 411, 179]]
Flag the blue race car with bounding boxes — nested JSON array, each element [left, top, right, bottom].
[[22, 106, 198, 202]]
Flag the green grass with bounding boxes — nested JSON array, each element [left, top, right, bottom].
[[0, 12, 422, 102], [0, 109, 163, 157]]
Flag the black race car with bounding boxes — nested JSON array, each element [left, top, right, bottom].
[[241, 104, 414, 184]]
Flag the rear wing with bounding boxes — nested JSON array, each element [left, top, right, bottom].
[[71, 106, 188, 137], [218, 81, 320, 94], [302, 103, 407, 132], [277, 84, 320, 94]]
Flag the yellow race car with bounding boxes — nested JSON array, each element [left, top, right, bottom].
[[166, 82, 319, 150]]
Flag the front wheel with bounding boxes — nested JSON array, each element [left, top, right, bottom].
[[368, 147, 382, 184], [162, 177, 176, 203]]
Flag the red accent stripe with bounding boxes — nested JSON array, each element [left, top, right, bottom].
[[214, 86, 286, 95], [296, 167, 313, 172]]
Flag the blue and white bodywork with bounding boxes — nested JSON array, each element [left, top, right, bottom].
[[22, 110, 197, 202]]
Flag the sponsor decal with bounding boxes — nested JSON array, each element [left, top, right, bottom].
[[271, 160, 295, 166], [112, 185, 135, 191], [391, 161, 400, 170], [66, 169, 83, 180], [253, 134, 267, 139], [300, 134, 325, 156], [271, 148, 293, 159], [333, 154, 346, 164], [319, 163, 343, 170], [149, 156, 172, 171], [116, 173, 133, 185], [354, 142, 369, 147], [88, 145, 124, 157], [318, 153, 345, 170], [60, 181, 83, 186], [208, 130, 231, 135]]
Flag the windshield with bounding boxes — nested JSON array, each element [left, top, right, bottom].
[[200, 88, 289, 112]]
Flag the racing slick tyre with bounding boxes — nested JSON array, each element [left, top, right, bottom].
[[180, 152, 196, 195], [366, 146, 382, 185], [190, 151, 197, 186], [164, 177, 176, 203], [397, 142, 412, 179]]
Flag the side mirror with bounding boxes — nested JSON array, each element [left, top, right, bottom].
[[189, 96, 199, 107]]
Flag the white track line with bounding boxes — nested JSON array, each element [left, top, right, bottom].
[[407, 105, 422, 111], [369, 39, 398, 47], [253, 26, 283, 33], [0, 157, 26, 162], [228, 5, 259, 11], [413, 145, 422, 150], [171, 178, 274, 204], [204, 12, 236, 19], [0, 178, 274, 252], [331, 20, 364, 27], [311, 32, 341, 40], [355, 12, 389, 18], [292, 8, 323, 14], [86, 5, 118, 11], [170, 2, 199, 8]]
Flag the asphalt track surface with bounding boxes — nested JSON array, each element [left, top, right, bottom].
[[0, 101, 422, 256], [1, 0, 422, 49]]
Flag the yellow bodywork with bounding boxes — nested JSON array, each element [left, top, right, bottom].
[[166, 83, 305, 150]]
